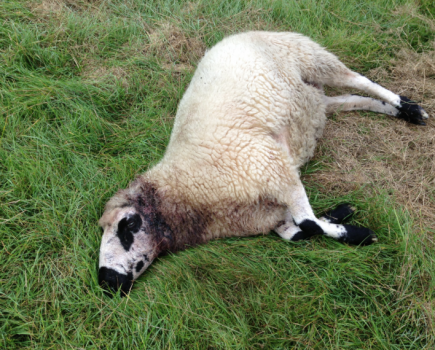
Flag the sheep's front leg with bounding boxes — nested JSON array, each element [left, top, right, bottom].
[[275, 218, 306, 241], [319, 203, 356, 224], [278, 179, 377, 245], [276, 203, 357, 241]]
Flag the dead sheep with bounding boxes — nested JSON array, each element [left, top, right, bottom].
[[98, 31, 428, 296]]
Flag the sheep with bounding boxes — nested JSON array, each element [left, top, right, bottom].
[[98, 31, 429, 296]]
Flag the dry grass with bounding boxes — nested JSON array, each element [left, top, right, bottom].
[[145, 22, 206, 72], [81, 64, 130, 88], [30, 0, 64, 16], [393, 4, 435, 31], [309, 48, 435, 230], [30, 0, 103, 16]]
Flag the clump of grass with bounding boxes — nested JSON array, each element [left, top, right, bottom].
[[1, 0, 435, 348]]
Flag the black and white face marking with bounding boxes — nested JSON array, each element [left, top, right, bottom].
[[98, 207, 156, 296], [117, 213, 142, 251]]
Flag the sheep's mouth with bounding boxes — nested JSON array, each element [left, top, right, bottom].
[[98, 267, 133, 297]]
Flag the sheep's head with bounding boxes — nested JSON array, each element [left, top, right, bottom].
[[98, 205, 158, 297], [99, 180, 198, 296]]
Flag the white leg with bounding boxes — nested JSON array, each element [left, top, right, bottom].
[[340, 74, 402, 107], [324, 94, 398, 116], [275, 217, 302, 241]]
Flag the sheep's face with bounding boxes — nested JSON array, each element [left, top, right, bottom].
[[98, 207, 156, 296]]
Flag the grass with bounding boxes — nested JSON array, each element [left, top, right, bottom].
[[1, 0, 435, 348]]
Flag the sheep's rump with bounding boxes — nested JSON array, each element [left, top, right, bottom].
[[165, 32, 327, 169]]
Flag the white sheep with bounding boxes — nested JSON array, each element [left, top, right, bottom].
[[98, 31, 428, 295]]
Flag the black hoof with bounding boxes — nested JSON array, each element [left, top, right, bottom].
[[339, 225, 377, 246], [397, 96, 427, 126], [291, 230, 315, 241], [321, 203, 355, 224]]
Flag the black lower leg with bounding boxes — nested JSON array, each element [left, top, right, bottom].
[[292, 219, 324, 241], [339, 225, 377, 246], [397, 96, 426, 125], [321, 203, 355, 224], [291, 230, 316, 241]]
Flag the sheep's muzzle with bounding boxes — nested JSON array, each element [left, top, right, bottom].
[[98, 267, 133, 297]]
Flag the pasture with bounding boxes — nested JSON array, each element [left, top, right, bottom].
[[1, 0, 435, 348]]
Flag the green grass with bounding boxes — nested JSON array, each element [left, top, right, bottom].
[[1, 0, 434, 348]]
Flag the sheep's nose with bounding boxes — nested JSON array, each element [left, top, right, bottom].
[[98, 267, 133, 297]]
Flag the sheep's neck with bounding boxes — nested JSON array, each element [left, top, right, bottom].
[[131, 179, 211, 254]]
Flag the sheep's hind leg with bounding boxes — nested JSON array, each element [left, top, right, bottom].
[[304, 51, 429, 124], [324, 95, 398, 116], [324, 73, 429, 125], [278, 179, 376, 245]]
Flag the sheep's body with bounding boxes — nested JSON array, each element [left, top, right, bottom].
[[149, 32, 329, 239], [98, 32, 428, 296]]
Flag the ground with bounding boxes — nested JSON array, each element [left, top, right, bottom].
[[1, 0, 435, 348]]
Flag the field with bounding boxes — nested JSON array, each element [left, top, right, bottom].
[[1, 0, 435, 348]]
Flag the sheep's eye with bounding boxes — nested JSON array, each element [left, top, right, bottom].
[[121, 214, 142, 234], [127, 218, 136, 228]]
